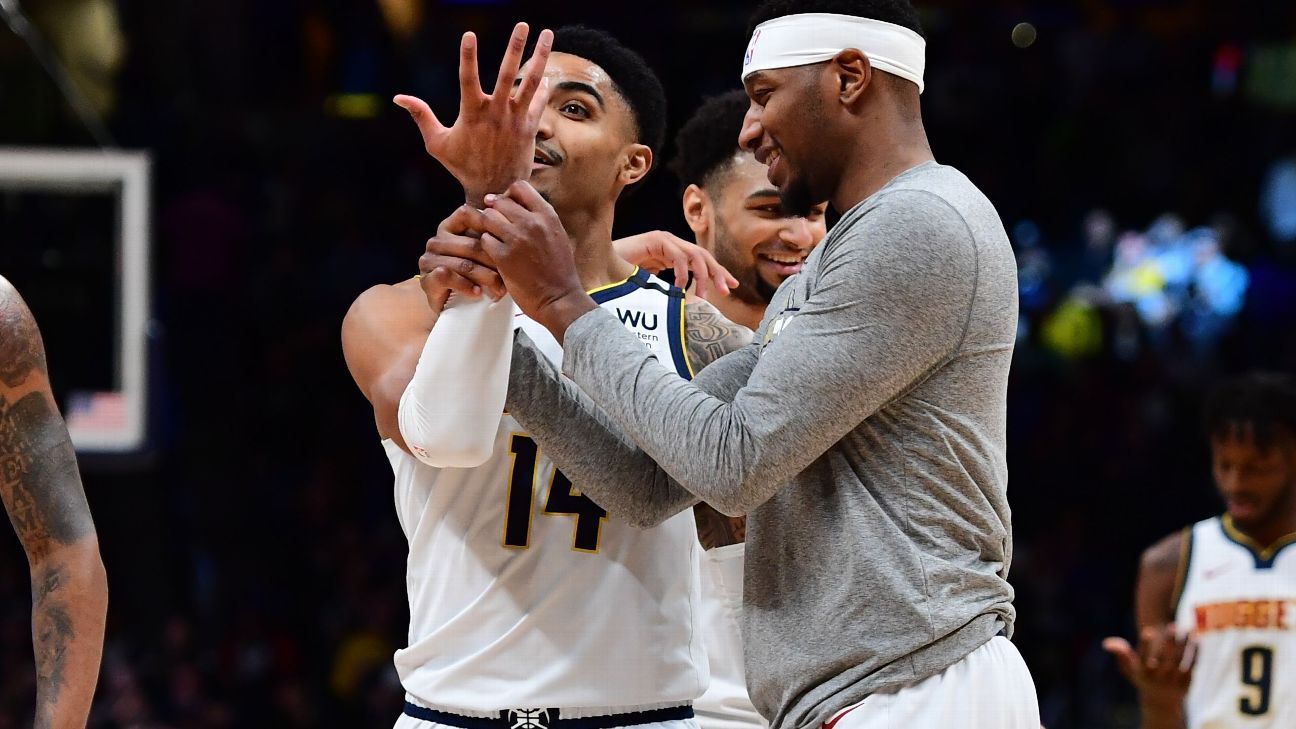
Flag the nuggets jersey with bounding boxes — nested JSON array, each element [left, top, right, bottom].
[[1174, 515, 1296, 728], [382, 269, 707, 711], [694, 543, 766, 729]]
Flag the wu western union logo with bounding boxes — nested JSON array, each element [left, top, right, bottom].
[[616, 308, 659, 330], [1194, 599, 1294, 633]]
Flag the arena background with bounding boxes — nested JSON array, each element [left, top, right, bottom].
[[2, 0, 1296, 727]]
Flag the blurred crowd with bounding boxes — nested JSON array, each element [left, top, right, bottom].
[[1, 1, 1295, 728]]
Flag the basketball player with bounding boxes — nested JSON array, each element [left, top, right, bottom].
[[342, 24, 749, 729], [668, 90, 826, 333], [671, 89, 824, 729], [436, 1, 1041, 727], [1104, 373, 1296, 729], [0, 277, 108, 728]]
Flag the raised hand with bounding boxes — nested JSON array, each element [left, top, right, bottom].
[[1103, 624, 1195, 726], [394, 23, 553, 206], [612, 231, 738, 299]]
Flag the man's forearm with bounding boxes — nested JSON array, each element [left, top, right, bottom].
[[398, 295, 515, 467], [507, 332, 697, 527], [31, 540, 107, 729], [560, 309, 785, 515]]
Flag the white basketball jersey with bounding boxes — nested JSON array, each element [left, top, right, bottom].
[[383, 269, 707, 711], [1175, 515, 1296, 729], [694, 543, 766, 729]]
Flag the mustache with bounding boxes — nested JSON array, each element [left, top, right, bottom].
[[535, 143, 563, 165]]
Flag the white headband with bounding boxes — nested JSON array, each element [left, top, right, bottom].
[[742, 13, 926, 93]]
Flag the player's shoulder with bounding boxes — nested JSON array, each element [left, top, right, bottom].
[[341, 278, 437, 369], [684, 296, 753, 370], [0, 273, 25, 321], [350, 276, 423, 307], [0, 275, 46, 387], [1140, 526, 1192, 578], [344, 278, 427, 328], [0, 274, 38, 339]]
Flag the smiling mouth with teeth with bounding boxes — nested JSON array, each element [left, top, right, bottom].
[[757, 253, 804, 265]]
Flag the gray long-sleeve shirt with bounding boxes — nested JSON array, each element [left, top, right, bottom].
[[506, 162, 1020, 729]]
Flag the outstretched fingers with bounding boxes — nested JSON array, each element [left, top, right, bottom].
[[393, 95, 447, 151], [1101, 636, 1140, 681], [514, 28, 553, 107], [459, 32, 484, 102], [493, 23, 531, 101], [526, 78, 551, 127]]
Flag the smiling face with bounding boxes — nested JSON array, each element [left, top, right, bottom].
[[700, 152, 826, 305], [739, 64, 841, 218], [518, 52, 650, 217]]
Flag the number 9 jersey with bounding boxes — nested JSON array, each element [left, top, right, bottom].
[[1174, 515, 1296, 728], [382, 269, 709, 712]]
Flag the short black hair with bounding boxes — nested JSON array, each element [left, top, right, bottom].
[[669, 90, 751, 196], [548, 26, 668, 160], [1204, 372, 1296, 450], [748, 0, 924, 39]]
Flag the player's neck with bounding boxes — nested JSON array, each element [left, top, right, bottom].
[[832, 122, 934, 214], [704, 292, 764, 331], [562, 206, 635, 291]]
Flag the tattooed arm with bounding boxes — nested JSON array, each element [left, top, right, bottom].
[[0, 277, 108, 729], [683, 296, 754, 374], [683, 298, 754, 550]]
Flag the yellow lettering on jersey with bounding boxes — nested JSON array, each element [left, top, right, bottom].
[[1195, 599, 1293, 633]]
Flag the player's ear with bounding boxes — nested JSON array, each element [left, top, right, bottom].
[[832, 48, 873, 106], [682, 184, 711, 238], [620, 143, 653, 187]]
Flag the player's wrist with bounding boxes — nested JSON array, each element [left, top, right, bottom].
[[1137, 693, 1187, 726], [536, 290, 597, 344], [461, 157, 533, 209]]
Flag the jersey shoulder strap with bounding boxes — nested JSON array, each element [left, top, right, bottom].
[[592, 268, 693, 381]]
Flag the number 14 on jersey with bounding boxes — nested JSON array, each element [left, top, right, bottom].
[[503, 434, 608, 553]]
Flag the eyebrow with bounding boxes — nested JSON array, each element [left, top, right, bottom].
[[746, 189, 781, 201], [512, 78, 606, 109], [742, 72, 768, 92]]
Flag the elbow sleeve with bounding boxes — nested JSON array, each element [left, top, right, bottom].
[[398, 296, 516, 468]]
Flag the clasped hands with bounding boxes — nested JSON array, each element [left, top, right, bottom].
[[419, 183, 593, 340], [416, 197, 738, 341]]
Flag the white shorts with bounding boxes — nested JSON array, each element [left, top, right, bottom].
[[394, 704, 700, 729], [825, 637, 1039, 729], [395, 718, 698, 729], [695, 543, 766, 729]]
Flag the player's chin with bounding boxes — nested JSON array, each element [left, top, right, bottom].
[[1225, 497, 1269, 525], [528, 173, 557, 204]]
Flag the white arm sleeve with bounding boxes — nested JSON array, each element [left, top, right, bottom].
[[398, 294, 517, 468]]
